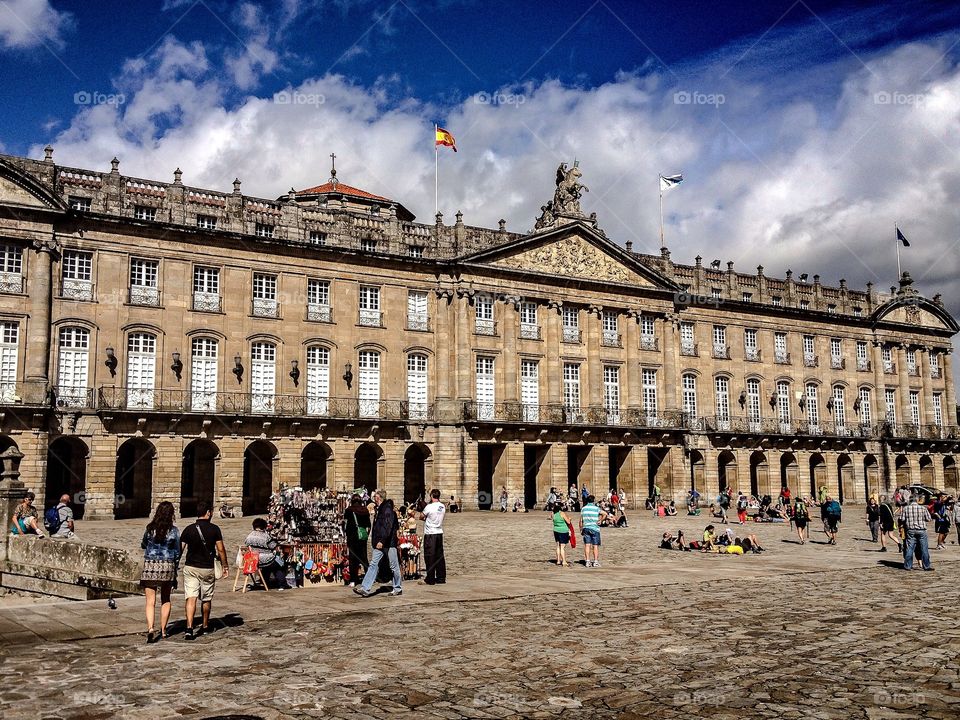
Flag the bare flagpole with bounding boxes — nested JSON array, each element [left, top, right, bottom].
[[659, 175, 665, 248]]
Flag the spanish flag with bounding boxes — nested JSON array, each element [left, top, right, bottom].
[[435, 126, 457, 152]]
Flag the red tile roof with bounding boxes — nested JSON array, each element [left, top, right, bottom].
[[296, 182, 391, 203]]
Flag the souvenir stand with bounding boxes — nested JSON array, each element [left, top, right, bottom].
[[266, 487, 349, 585]]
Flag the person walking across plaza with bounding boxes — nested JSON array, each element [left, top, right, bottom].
[[343, 494, 371, 587], [355, 492, 403, 597], [551, 504, 574, 567], [793, 496, 810, 544], [865, 496, 881, 543], [736, 492, 749, 525], [579, 495, 607, 567], [953, 496, 960, 546], [823, 496, 842, 545], [140, 501, 180, 643], [932, 493, 950, 550], [499, 486, 508, 512], [419, 489, 446, 585], [901, 494, 933, 571], [878, 495, 900, 552], [179, 501, 229, 640]]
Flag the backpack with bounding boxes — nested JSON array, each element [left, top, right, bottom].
[[44, 505, 62, 534], [795, 503, 809, 521]]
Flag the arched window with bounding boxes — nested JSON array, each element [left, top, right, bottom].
[[126, 332, 156, 409], [358, 350, 380, 417], [250, 342, 276, 413], [681, 374, 697, 418], [746, 377, 761, 428], [776, 380, 791, 432], [858, 387, 872, 427], [57, 326, 90, 407], [190, 337, 218, 412], [833, 386, 846, 435], [406, 353, 428, 420], [806, 383, 820, 433], [306, 345, 330, 416], [714, 376, 730, 429]]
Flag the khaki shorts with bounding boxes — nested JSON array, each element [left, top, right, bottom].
[[183, 565, 217, 602]]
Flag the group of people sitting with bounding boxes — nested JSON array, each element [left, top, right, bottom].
[[658, 524, 766, 554], [10, 491, 76, 539]]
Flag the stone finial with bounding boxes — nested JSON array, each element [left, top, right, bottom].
[[625, 241, 633, 253], [839, 278, 847, 289], [933, 293, 943, 306], [173, 168, 183, 184], [435, 211, 443, 226], [110, 157, 119, 173], [233, 178, 242, 194], [694, 255, 702, 266], [43, 145, 53, 162], [660, 246, 670, 261], [786, 269, 793, 279], [727, 261, 734, 271], [455, 210, 463, 226], [498, 219, 506, 233], [757, 265, 764, 276], [813, 274, 821, 285]]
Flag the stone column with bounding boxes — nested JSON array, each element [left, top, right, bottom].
[[662, 315, 678, 411], [585, 306, 602, 408], [25, 237, 58, 388], [434, 289, 453, 400], [455, 291, 472, 400], [896, 344, 911, 425], [872, 341, 886, 424], [0, 446, 26, 563], [625, 315, 641, 410], [502, 299, 518, 403], [545, 302, 562, 405], [944, 351, 957, 427], [920, 347, 935, 425]]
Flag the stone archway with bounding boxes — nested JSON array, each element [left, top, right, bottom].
[[717, 450, 737, 494], [115, 438, 155, 519], [243, 440, 277, 516], [895, 455, 911, 487], [780, 452, 799, 497], [45, 436, 88, 520], [301, 441, 331, 492], [181, 439, 218, 518], [689, 450, 705, 495], [837, 454, 854, 504], [809, 453, 826, 497], [944, 457, 958, 493], [354, 442, 383, 493], [403, 444, 431, 505], [919, 455, 935, 487], [749, 451, 768, 499], [863, 454, 880, 499]]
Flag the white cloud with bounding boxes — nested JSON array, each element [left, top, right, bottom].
[[0, 0, 71, 50], [33, 25, 960, 360]]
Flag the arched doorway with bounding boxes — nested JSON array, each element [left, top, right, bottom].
[[45, 436, 88, 518], [0, 435, 21, 476], [863, 455, 880, 499], [354, 443, 382, 493], [919, 455, 934, 487], [717, 451, 737, 494], [404, 444, 430, 504], [895, 455, 910, 487], [115, 438, 154, 519], [181, 439, 218, 518], [243, 440, 276, 516], [944, 457, 958, 493], [749, 451, 767, 499], [809, 453, 826, 497], [689, 450, 705, 495], [780, 452, 799, 497], [837, 454, 853, 504], [301, 441, 331, 492]]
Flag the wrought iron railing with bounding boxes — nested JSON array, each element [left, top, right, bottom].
[[406, 314, 430, 332], [475, 319, 497, 336], [601, 332, 622, 348], [680, 343, 698, 357], [462, 403, 685, 428], [0, 381, 56, 407], [129, 285, 160, 306], [774, 351, 791, 364], [562, 327, 582, 343], [519, 323, 541, 340], [640, 335, 658, 351], [306, 303, 333, 323], [699, 415, 877, 438]]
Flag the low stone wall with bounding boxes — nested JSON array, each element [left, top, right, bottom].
[[1, 536, 143, 600]]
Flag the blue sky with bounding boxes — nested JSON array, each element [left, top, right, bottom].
[[2, 0, 960, 334]]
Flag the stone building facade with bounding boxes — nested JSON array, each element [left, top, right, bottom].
[[0, 149, 957, 520]]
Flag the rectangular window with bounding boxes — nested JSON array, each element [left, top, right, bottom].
[[407, 245, 424, 258], [680, 322, 696, 355], [359, 285, 382, 327], [906, 350, 917, 374], [682, 375, 697, 418], [775, 332, 788, 363], [475, 296, 495, 335], [406, 354, 429, 420], [711, 287, 721, 300], [799, 300, 809, 310], [833, 386, 846, 434], [859, 388, 872, 426], [307, 279, 332, 322], [853, 307, 863, 317], [254, 223, 275, 238], [360, 238, 377, 253], [744, 328, 759, 361], [930, 352, 941, 377], [306, 346, 330, 416], [520, 359, 539, 421], [407, 290, 429, 331], [358, 350, 381, 418], [827, 304, 837, 314], [746, 378, 761, 429], [252, 273, 278, 317], [642, 368, 657, 421], [129, 258, 160, 306], [190, 338, 218, 412], [640, 315, 656, 350], [0, 321, 19, 401], [133, 205, 157, 221], [604, 366, 620, 423], [803, 335, 817, 366], [933, 394, 943, 429], [882, 346, 893, 373], [715, 376, 730, 428], [308, 230, 327, 246], [830, 338, 843, 369], [61, 250, 94, 301], [192, 266, 221, 312], [771, 296, 782, 307], [806, 384, 820, 431], [250, 342, 277, 414], [475, 356, 495, 420], [909, 391, 920, 426], [563, 363, 581, 412], [713, 326, 727, 358], [885, 388, 896, 423], [519, 301, 539, 340], [601, 311, 619, 346], [742, 292, 752, 303], [0, 244, 23, 274], [777, 381, 791, 430], [562, 307, 580, 343], [69, 196, 91, 211], [856, 341, 869, 371], [196, 214, 217, 230], [57, 327, 90, 407]]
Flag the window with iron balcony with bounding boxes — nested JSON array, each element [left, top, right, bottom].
[[306, 279, 332, 323], [192, 266, 221, 312], [252, 273, 279, 317], [640, 316, 657, 350], [358, 285, 382, 327], [0, 244, 23, 294], [61, 250, 94, 301], [562, 307, 581, 343], [129, 258, 160, 306]]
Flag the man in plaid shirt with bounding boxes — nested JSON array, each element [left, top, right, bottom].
[[900, 495, 933, 571]]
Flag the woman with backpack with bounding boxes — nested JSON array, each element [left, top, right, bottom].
[[793, 496, 810, 544], [140, 501, 180, 643], [343, 494, 371, 588]]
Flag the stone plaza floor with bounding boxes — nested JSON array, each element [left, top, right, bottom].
[[0, 510, 958, 719]]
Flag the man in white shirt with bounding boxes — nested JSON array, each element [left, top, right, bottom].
[[419, 488, 446, 585]]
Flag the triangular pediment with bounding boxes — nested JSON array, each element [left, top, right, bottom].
[[461, 222, 676, 289], [0, 159, 67, 211]]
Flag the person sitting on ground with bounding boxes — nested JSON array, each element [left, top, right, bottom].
[[46, 493, 75, 539], [659, 532, 675, 549], [244, 518, 286, 589], [665, 500, 678, 517], [701, 525, 717, 552], [740, 534, 766, 553], [675, 530, 688, 551], [724, 539, 745, 554], [11, 492, 45, 537]]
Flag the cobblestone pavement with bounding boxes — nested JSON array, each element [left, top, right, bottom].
[[1, 512, 958, 719]]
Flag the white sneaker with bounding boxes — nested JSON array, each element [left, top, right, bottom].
[[586, 560, 594, 568], [593, 561, 601, 568]]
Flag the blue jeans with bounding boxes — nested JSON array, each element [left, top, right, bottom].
[[360, 547, 402, 592], [902, 530, 931, 570]]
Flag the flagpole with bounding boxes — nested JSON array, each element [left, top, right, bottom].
[[434, 124, 439, 219], [658, 176, 664, 249], [895, 222, 901, 279]]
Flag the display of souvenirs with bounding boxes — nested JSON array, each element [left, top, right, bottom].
[[266, 486, 349, 544]]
